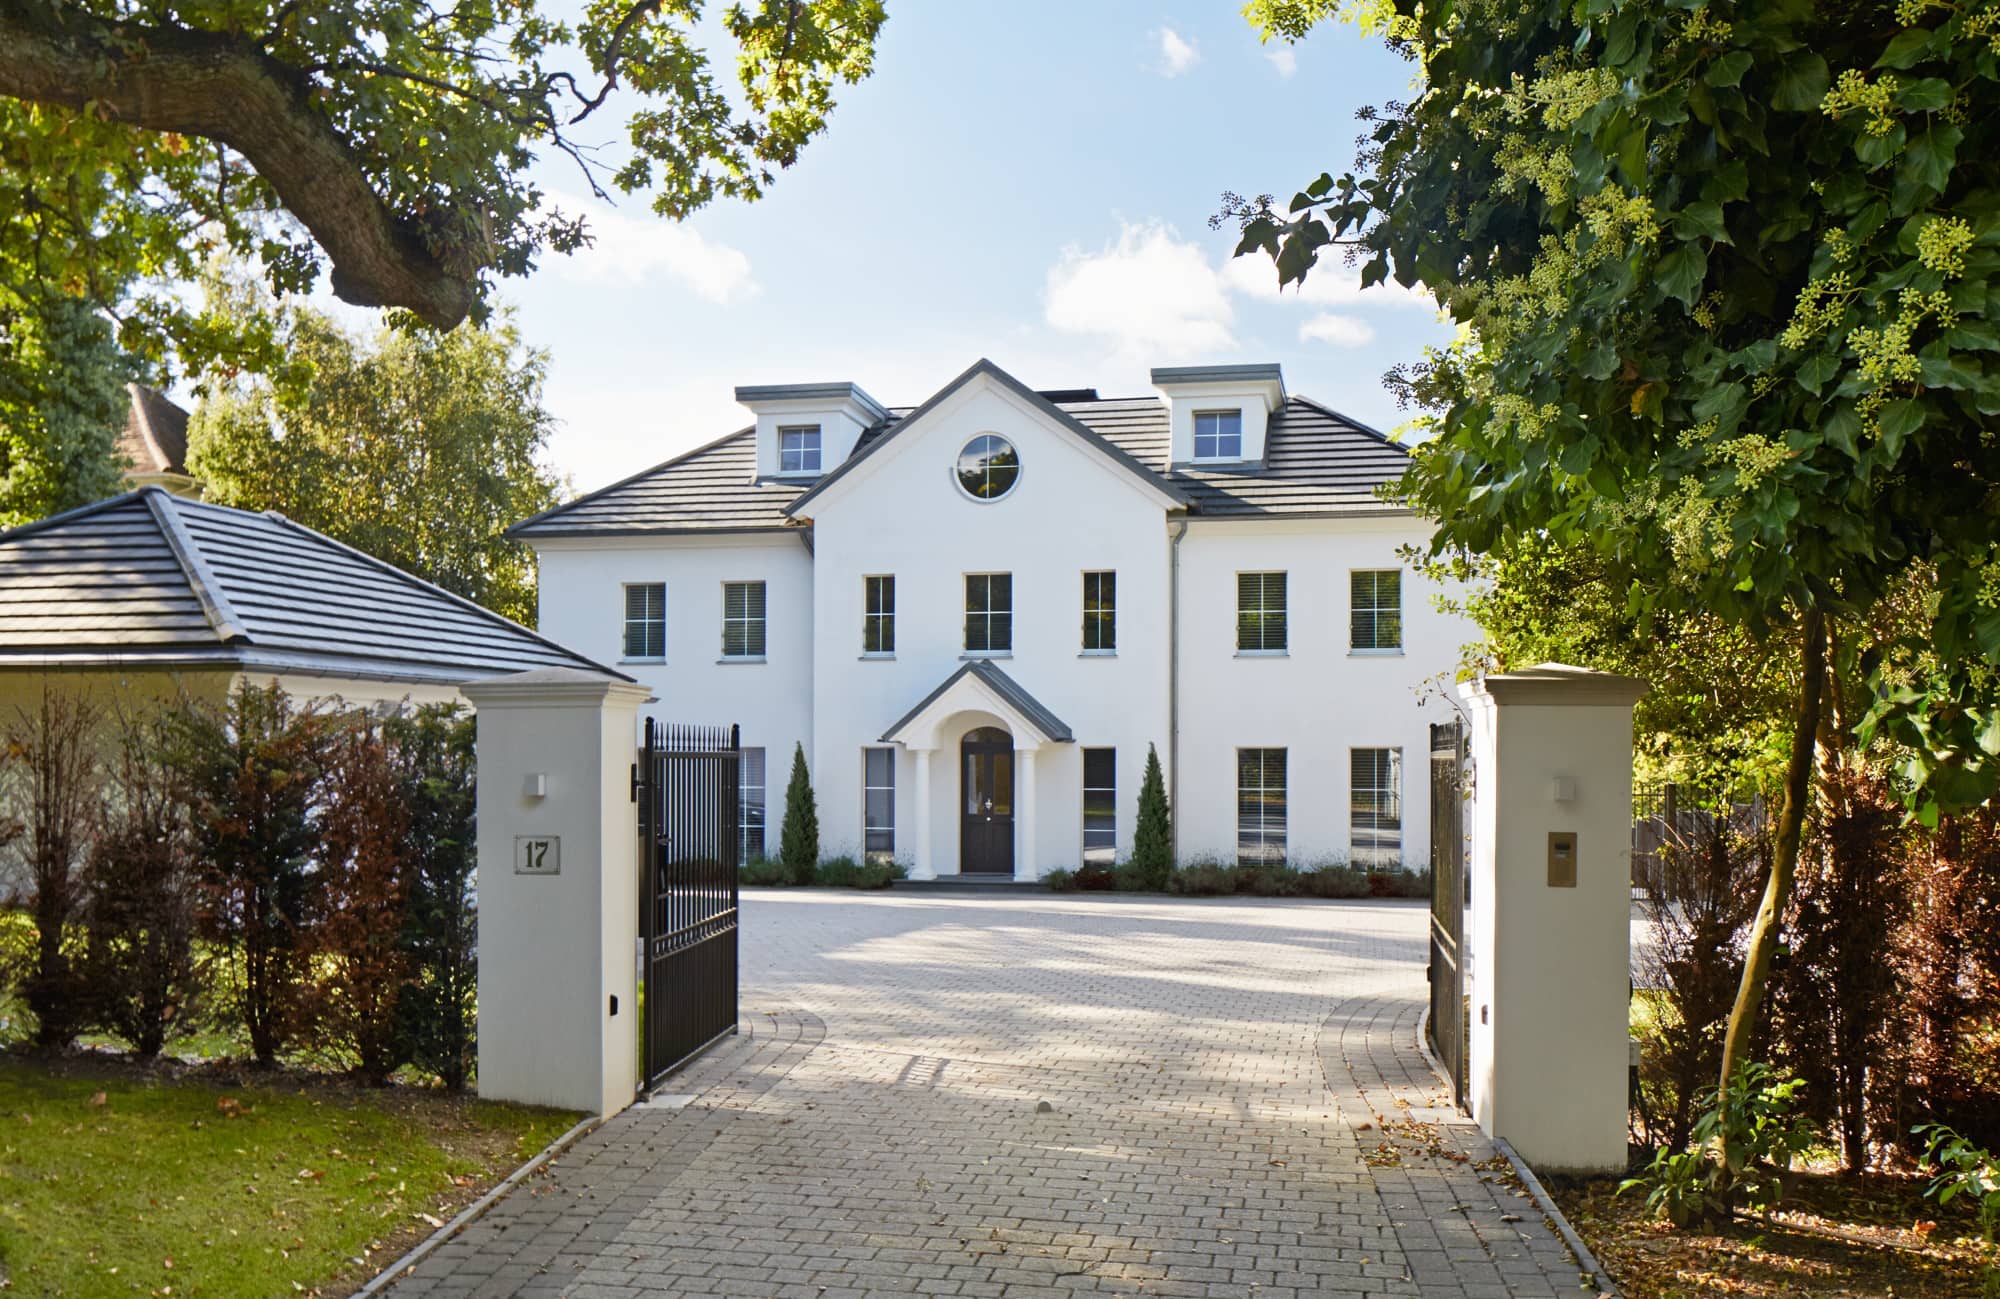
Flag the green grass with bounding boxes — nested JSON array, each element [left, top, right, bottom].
[[0, 1058, 575, 1297]]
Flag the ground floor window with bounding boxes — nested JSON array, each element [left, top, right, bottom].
[[1082, 747, 1116, 865], [864, 747, 896, 863], [1237, 748, 1287, 865], [1351, 747, 1403, 868], [740, 747, 767, 862]]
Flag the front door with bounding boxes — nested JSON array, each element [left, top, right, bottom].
[[960, 727, 1015, 874]]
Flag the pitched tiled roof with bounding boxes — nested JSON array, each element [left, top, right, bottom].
[[118, 383, 191, 476], [880, 659, 1074, 745], [510, 390, 1410, 540], [0, 488, 623, 683]]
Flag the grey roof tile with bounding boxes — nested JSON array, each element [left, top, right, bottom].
[[510, 383, 1410, 540], [0, 489, 623, 683], [879, 659, 1074, 745]]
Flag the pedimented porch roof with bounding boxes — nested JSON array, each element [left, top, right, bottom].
[[878, 659, 1073, 749]]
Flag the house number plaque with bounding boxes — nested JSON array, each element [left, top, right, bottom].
[[515, 836, 561, 875]]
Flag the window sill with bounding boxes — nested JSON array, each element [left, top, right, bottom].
[[619, 657, 666, 665], [716, 656, 768, 665], [1078, 650, 1117, 658], [1349, 648, 1405, 657], [1234, 650, 1289, 659], [959, 651, 1013, 660], [858, 652, 896, 661]]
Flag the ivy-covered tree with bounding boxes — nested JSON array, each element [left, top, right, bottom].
[[1130, 744, 1173, 890], [189, 298, 563, 624], [777, 743, 818, 885], [1228, 0, 2000, 1097]]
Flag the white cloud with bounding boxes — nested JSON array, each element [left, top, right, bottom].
[[1266, 46, 1298, 78], [1045, 221, 1237, 362], [1298, 312, 1376, 347], [1154, 27, 1201, 77], [1220, 253, 1432, 310], [540, 190, 757, 304]]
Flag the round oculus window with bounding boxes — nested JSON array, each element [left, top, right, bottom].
[[956, 434, 1020, 500]]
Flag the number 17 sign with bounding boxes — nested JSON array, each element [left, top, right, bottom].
[[514, 836, 561, 875]]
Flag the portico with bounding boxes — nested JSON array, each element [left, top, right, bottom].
[[878, 659, 1072, 880]]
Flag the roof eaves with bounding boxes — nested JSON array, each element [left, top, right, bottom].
[[507, 425, 757, 539], [145, 488, 252, 644]]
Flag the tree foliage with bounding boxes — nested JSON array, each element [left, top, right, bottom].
[[0, 1, 887, 332], [386, 704, 478, 1092], [1130, 743, 1173, 889], [777, 742, 818, 883], [189, 298, 563, 624]]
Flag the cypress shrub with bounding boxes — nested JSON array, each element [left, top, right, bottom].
[[1129, 744, 1172, 890], [387, 705, 479, 1091], [778, 743, 818, 885]]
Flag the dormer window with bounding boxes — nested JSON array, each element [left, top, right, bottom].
[[1194, 410, 1243, 460], [778, 425, 822, 474]]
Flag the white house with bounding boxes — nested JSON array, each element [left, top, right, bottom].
[[517, 359, 1470, 880]]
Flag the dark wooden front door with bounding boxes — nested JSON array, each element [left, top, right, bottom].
[[960, 727, 1015, 874]]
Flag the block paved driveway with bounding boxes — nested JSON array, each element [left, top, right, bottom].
[[386, 892, 1593, 1298]]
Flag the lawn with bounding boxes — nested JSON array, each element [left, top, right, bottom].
[[0, 1055, 576, 1297]]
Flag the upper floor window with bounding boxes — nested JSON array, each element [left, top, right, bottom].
[[623, 582, 665, 660], [1352, 569, 1403, 652], [1081, 571, 1116, 653], [778, 425, 822, 474], [1237, 572, 1287, 654], [1194, 409, 1243, 460], [965, 573, 1012, 654], [864, 575, 895, 655], [722, 580, 767, 659], [956, 435, 1021, 501]]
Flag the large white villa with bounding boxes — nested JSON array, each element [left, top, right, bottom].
[[516, 359, 1470, 880]]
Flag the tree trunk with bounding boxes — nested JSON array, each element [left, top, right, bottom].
[[1718, 606, 1827, 1096]]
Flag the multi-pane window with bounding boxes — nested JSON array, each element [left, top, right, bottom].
[[623, 583, 665, 659], [1082, 571, 1116, 653], [863, 748, 896, 863], [1351, 748, 1403, 868], [778, 425, 822, 474], [1237, 572, 1288, 653], [1351, 569, 1404, 652], [1237, 748, 1288, 865], [863, 575, 895, 655], [1194, 409, 1243, 459], [965, 573, 1012, 653], [1082, 748, 1116, 865], [722, 581, 767, 658], [739, 747, 767, 863]]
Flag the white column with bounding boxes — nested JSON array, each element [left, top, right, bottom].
[[910, 746, 935, 880], [1016, 746, 1039, 881], [1459, 663, 1646, 1174], [461, 668, 653, 1118]]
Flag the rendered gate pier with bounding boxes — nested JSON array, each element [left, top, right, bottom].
[[638, 720, 742, 1088], [1427, 718, 1469, 1111]]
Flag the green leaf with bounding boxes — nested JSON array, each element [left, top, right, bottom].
[[1878, 397, 1926, 448], [1672, 200, 1730, 243], [1900, 124, 1962, 195], [1795, 352, 1840, 394], [1899, 77, 1953, 112], [1855, 123, 1907, 168], [1656, 244, 1709, 306], [1771, 54, 1830, 111], [1876, 28, 1935, 70], [1705, 50, 1754, 87]]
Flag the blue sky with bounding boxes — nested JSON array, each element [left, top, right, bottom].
[[501, 4, 1450, 494]]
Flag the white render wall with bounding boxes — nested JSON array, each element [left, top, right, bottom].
[[1173, 515, 1464, 869], [534, 530, 815, 831]]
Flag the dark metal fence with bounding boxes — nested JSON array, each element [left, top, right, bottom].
[[1630, 781, 1766, 892], [638, 720, 741, 1089], [1427, 719, 1470, 1111]]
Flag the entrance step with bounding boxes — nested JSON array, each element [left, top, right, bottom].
[[897, 873, 1043, 893]]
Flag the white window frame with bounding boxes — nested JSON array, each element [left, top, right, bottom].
[[863, 747, 896, 864], [1351, 569, 1404, 654], [1082, 747, 1116, 865], [622, 582, 665, 661], [1350, 747, 1403, 869], [721, 580, 767, 660], [777, 424, 822, 475], [1081, 570, 1116, 655], [1236, 571, 1288, 655], [964, 572, 1012, 655], [1237, 747, 1288, 866], [863, 574, 895, 657], [1194, 409, 1244, 461], [739, 747, 767, 863]]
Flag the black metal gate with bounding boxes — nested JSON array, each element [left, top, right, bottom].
[[1427, 718, 1470, 1111], [638, 720, 741, 1089]]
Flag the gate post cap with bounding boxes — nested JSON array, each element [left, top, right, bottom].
[[1464, 663, 1649, 706], [462, 667, 657, 708]]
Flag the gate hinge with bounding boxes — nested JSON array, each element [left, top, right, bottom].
[[630, 762, 640, 803]]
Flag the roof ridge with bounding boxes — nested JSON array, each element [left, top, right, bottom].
[[0, 487, 150, 544], [256, 511, 627, 678], [509, 424, 757, 537], [142, 488, 252, 644]]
